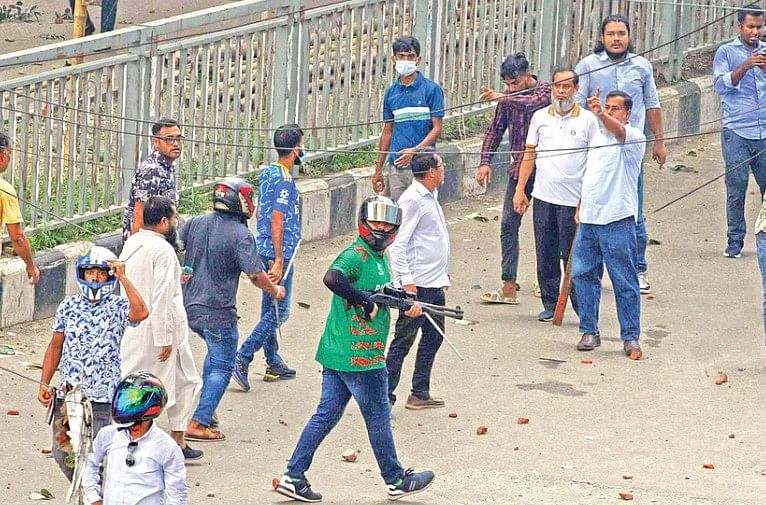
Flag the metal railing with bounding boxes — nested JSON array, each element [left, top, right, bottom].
[[0, 0, 740, 234]]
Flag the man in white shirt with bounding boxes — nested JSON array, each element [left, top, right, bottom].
[[120, 196, 203, 459], [513, 68, 599, 322], [573, 89, 646, 360], [387, 150, 450, 410]]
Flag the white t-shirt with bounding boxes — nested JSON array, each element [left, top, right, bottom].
[[526, 105, 599, 207], [579, 122, 646, 225]]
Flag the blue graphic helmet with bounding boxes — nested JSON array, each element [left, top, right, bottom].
[[76, 246, 117, 302], [112, 371, 168, 428]]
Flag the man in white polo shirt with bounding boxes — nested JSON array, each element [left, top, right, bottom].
[[513, 68, 599, 322], [573, 89, 646, 360]]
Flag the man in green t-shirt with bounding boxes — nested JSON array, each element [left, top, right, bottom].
[[276, 196, 436, 503]]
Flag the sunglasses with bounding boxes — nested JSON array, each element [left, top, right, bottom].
[[125, 441, 138, 467]]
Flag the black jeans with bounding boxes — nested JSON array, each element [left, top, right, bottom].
[[501, 177, 533, 282], [532, 198, 578, 313], [386, 287, 445, 402]]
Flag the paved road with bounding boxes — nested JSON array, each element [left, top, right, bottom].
[[2, 134, 766, 504]]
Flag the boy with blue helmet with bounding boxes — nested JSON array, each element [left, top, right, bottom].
[[38, 246, 149, 484], [82, 371, 188, 505]]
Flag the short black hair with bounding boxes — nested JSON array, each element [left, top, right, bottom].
[[143, 195, 176, 226], [500, 52, 529, 79], [593, 14, 634, 53], [392, 36, 420, 56], [152, 118, 179, 137], [274, 124, 304, 157], [606, 90, 633, 111], [552, 67, 579, 86], [410, 148, 439, 179], [0, 132, 9, 152], [737, 8, 764, 24]]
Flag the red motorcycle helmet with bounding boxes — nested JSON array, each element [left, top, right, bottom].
[[212, 177, 255, 221]]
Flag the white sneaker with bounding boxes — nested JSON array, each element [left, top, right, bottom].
[[638, 272, 651, 295]]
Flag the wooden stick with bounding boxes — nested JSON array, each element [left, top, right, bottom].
[[552, 226, 578, 326], [71, 0, 88, 65]]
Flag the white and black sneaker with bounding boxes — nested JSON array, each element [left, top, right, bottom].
[[276, 474, 322, 503], [386, 468, 435, 501]]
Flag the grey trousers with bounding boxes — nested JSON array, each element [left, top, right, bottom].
[[388, 165, 414, 201]]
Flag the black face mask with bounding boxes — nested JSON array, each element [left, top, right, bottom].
[[295, 149, 305, 165]]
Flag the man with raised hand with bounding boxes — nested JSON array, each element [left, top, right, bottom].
[[573, 89, 645, 360]]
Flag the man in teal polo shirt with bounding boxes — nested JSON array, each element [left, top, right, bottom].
[[372, 36, 445, 200]]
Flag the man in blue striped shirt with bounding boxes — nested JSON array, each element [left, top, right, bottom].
[[713, 8, 766, 259], [372, 36, 445, 200]]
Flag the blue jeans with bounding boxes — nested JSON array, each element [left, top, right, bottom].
[[236, 261, 293, 367], [287, 368, 404, 484], [757, 232, 766, 341], [191, 326, 239, 426], [69, 0, 118, 34], [386, 287, 444, 402], [500, 176, 533, 282], [636, 167, 648, 273], [572, 217, 641, 341], [722, 130, 766, 253]]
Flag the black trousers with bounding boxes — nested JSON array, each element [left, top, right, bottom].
[[385, 287, 445, 403], [532, 198, 578, 312]]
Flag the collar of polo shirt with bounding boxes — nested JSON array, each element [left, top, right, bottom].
[[547, 103, 581, 117]]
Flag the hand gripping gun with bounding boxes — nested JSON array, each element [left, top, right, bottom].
[[368, 286, 466, 361]]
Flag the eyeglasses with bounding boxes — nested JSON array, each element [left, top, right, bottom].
[[125, 441, 138, 467], [156, 136, 185, 144]]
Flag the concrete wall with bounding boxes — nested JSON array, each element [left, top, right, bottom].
[[0, 77, 721, 328]]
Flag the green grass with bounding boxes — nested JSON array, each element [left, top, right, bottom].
[[442, 113, 492, 142], [304, 144, 378, 178], [176, 187, 213, 216], [28, 213, 122, 252]]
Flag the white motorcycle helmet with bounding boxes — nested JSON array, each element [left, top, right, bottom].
[[76, 246, 117, 302]]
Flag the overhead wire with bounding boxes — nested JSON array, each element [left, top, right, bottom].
[[0, 0, 758, 133]]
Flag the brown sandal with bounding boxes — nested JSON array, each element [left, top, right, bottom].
[[184, 427, 226, 442]]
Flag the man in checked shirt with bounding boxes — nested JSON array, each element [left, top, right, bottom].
[[476, 53, 551, 305]]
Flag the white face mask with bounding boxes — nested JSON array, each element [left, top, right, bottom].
[[395, 60, 418, 77]]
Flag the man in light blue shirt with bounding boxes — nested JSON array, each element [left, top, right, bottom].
[[713, 8, 766, 259], [573, 90, 646, 361], [575, 14, 666, 295]]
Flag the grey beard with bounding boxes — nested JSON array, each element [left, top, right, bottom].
[[553, 97, 576, 115]]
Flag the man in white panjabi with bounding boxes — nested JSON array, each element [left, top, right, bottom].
[[120, 195, 204, 461]]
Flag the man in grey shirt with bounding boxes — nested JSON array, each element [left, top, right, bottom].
[[181, 177, 284, 442]]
